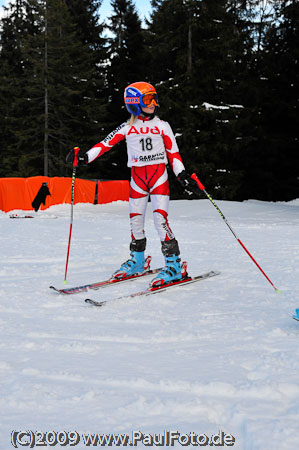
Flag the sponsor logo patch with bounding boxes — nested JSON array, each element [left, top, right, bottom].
[[138, 152, 165, 162], [127, 88, 138, 96], [125, 98, 140, 104]]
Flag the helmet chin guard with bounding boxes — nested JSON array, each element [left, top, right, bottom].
[[124, 81, 159, 116]]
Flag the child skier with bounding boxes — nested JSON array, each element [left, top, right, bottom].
[[67, 81, 198, 287]]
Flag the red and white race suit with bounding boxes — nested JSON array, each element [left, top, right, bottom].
[[86, 115, 185, 242]]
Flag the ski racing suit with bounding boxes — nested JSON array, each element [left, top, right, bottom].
[[86, 115, 185, 244]]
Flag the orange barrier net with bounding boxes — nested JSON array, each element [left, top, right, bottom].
[[98, 180, 130, 204], [0, 177, 129, 212]]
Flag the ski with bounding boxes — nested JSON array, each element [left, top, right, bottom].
[[85, 270, 220, 307], [293, 309, 299, 321], [49, 256, 162, 295], [9, 214, 34, 219]]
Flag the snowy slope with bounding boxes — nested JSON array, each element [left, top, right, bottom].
[[0, 199, 298, 450]]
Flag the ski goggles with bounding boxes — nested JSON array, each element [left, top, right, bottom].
[[124, 91, 159, 108], [141, 93, 159, 107]]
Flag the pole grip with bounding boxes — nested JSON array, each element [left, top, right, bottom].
[[73, 147, 80, 168], [191, 173, 205, 191]]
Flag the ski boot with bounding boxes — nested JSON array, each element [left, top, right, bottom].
[[150, 239, 186, 287], [293, 308, 299, 321], [112, 238, 147, 280]]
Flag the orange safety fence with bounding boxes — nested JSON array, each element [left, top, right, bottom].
[[0, 176, 129, 212], [97, 179, 130, 204]]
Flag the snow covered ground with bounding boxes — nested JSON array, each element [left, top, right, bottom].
[[0, 198, 298, 450]]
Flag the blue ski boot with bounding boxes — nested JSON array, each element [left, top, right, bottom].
[[112, 238, 146, 280], [293, 308, 299, 321], [150, 254, 182, 287], [150, 239, 185, 287], [112, 250, 145, 279]]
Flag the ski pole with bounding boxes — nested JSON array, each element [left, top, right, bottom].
[[191, 173, 279, 292], [64, 147, 80, 283]]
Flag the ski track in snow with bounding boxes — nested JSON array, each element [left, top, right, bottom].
[[0, 199, 298, 450]]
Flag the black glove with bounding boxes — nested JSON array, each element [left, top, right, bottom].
[[32, 182, 51, 212], [177, 171, 199, 196], [66, 149, 88, 166]]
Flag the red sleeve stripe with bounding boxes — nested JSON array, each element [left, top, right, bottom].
[[91, 133, 125, 156], [166, 151, 183, 168]]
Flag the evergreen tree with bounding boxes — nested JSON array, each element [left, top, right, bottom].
[[146, 0, 190, 82], [0, 0, 36, 176], [1, 0, 296, 200], [147, 0, 253, 199], [65, 0, 104, 49], [0, 0, 105, 177], [107, 0, 148, 120], [62, 0, 109, 180], [243, 0, 299, 200], [93, 0, 148, 181]]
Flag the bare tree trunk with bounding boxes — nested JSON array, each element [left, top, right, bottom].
[[187, 8, 192, 74], [44, 3, 49, 176]]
